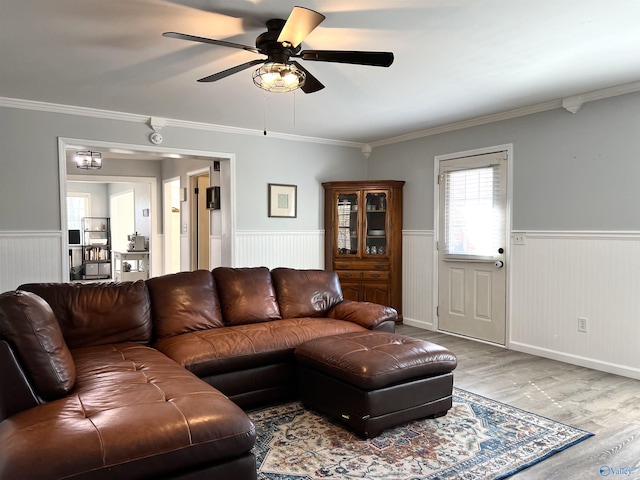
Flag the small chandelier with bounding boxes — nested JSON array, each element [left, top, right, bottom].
[[252, 62, 306, 93], [75, 150, 102, 170]]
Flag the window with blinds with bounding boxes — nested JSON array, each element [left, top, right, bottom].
[[443, 164, 503, 259]]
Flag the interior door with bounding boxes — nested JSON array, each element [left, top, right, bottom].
[[110, 190, 135, 253], [163, 178, 181, 274], [190, 172, 210, 270], [437, 151, 508, 344]]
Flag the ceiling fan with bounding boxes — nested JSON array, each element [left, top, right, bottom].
[[163, 6, 394, 94]]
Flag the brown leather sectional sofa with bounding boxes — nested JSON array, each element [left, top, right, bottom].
[[0, 267, 397, 479]]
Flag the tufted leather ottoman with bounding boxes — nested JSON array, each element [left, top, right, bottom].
[[295, 331, 458, 438]]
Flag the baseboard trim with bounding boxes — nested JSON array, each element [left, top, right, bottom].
[[510, 341, 640, 380]]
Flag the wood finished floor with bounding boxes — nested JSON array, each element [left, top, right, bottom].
[[396, 324, 640, 480]]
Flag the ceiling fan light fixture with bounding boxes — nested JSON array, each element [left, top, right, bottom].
[[252, 62, 306, 93], [75, 150, 102, 170]]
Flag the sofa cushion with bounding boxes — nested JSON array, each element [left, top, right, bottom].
[[146, 270, 224, 339], [0, 343, 256, 479], [0, 290, 75, 399], [19, 281, 152, 349], [154, 317, 367, 377], [212, 267, 281, 326], [271, 268, 344, 318]]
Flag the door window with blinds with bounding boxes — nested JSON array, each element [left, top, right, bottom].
[[440, 152, 507, 260]]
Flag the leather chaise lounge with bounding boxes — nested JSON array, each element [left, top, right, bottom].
[[0, 267, 398, 479]]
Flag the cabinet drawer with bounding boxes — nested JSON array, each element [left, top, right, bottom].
[[334, 262, 388, 271], [363, 271, 389, 281], [337, 271, 363, 281]]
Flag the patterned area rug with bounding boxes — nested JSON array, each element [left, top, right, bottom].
[[249, 388, 593, 480]]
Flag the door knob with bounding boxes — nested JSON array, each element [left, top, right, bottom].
[[494, 260, 504, 268]]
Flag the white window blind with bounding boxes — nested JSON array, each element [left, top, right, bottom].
[[443, 164, 503, 258]]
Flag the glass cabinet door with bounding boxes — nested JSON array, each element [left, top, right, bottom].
[[365, 191, 388, 256], [335, 192, 359, 255]]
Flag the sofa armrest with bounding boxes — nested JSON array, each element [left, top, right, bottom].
[[327, 300, 397, 330], [0, 340, 41, 422]]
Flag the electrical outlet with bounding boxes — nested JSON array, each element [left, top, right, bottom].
[[513, 233, 526, 245], [578, 317, 588, 333]]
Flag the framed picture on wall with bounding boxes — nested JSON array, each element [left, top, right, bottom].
[[268, 183, 297, 218]]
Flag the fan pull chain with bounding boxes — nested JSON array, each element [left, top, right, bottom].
[[263, 92, 267, 136], [293, 90, 297, 128]]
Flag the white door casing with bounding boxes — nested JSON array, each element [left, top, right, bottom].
[[435, 146, 511, 345]]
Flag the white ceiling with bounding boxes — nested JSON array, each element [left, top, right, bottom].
[[2, 0, 640, 145]]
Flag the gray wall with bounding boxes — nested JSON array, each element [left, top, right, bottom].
[[370, 91, 640, 231], [0, 107, 367, 233], [4, 90, 638, 246]]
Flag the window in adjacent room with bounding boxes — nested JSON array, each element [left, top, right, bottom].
[[67, 193, 90, 230]]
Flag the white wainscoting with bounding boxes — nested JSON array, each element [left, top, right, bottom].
[[3, 228, 639, 379], [402, 230, 436, 330], [0, 231, 64, 292], [210, 235, 222, 269], [150, 233, 162, 278], [510, 231, 640, 379], [400, 229, 640, 380], [234, 231, 324, 269], [180, 234, 190, 272]]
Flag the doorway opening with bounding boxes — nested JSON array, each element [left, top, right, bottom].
[[189, 169, 211, 270], [58, 137, 236, 281]]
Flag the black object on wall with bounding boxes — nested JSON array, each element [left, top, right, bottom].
[[68, 229, 81, 245], [206, 186, 221, 210]]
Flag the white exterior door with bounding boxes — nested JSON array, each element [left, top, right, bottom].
[[437, 150, 508, 344]]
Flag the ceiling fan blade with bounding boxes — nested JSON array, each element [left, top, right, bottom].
[[277, 6, 325, 48], [163, 32, 260, 54], [291, 61, 324, 94], [197, 59, 265, 83], [299, 50, 394, 67]]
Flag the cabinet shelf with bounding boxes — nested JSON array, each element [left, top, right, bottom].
[[81, 217, 111, 280]]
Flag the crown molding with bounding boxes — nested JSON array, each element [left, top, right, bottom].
[[371, 81, 640, 148], [3, 79, 640, 151], [0, 97, 363, 149]]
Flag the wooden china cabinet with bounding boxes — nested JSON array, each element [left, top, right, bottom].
[[323, 180, 405, 321]]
